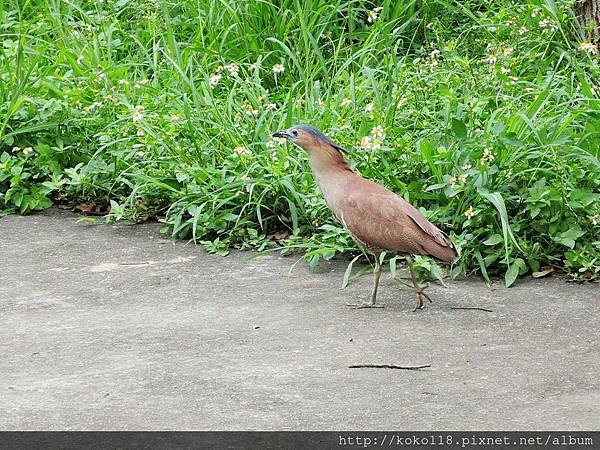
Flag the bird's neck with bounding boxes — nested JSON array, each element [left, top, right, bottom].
[[308, 146, 356, 218], [307, 146, 353, 178]]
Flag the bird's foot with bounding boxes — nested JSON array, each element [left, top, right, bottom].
[[346, 301, 385, 309], [412, 283, 432, 312]]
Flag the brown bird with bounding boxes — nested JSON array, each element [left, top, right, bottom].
[[273, 124, 458, 311]]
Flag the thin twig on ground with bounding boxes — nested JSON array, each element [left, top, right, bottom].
[[348, 364, 431, 370], [450, 306, 493, 312]]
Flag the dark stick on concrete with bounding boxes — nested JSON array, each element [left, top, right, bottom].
[[349, 364, 431, 370], [450, 306, 493, 312]]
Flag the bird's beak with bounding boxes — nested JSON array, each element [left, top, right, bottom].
[[272, 130, 290, 140]]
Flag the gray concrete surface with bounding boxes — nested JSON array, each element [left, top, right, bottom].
[[0, 208, 598, 430]]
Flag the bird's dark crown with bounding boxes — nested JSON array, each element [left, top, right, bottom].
[[293, 124, 348, 153]]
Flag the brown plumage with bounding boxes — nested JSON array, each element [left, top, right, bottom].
[[273, 124, 458, 310]]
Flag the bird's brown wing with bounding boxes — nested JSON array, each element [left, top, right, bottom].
[[338, 180, 457, 261], [393, 195, 454, 248]]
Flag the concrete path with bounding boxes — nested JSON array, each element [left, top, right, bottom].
[[1, 209, 598, 430]]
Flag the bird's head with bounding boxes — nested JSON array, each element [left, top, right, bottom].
[[272, 124, 347, 154]]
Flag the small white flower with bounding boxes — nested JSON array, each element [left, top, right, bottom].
[[171, 114, 183, 122], [272, 63, 285, 74], [135, 151, 145, 157], [22, 147, 33, 155], [503, 47, 513, 56], [225, 64, 239, 77], [243, 103, 259, 116], [136, 128, 145, 137], [500, 66, 511, 74], [84, 101, 103, 112], [359, 136, 372, 150], [132, 105, 144, 122], [233, 146, 251, 156], [341, 97, 352, 107], [462, 163, 472, 170], [518, 26, 528, 35], [249, 62, 258, 71], [11, 146, 20, 153], [480, 147, 495, 164], [371, 125, 384, 138], [266, 136, 287, 148], [370, 139, 382, 150], [578, 42, 598, 55], [264, 103, 277, 110], [209, 73, 221, 86], [464, 206, 476, 219], [429, 48, 441, 59], [367, 7, 382, 23], [134, 80, 149, 88], [457, 173, 469, 183], [118, 79, 129, 85], [316, 98, 325, 109], [485, 54, 497, 64], [588, 215, 598, 225], [364, 102, 375, 113]]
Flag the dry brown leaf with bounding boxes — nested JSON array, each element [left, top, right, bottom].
[[532, 268, 554, 278], [74, 204, 110, 216], [273, 231, 289, 240]]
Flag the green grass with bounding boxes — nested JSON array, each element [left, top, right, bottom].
[[1, 0, 599, 284]]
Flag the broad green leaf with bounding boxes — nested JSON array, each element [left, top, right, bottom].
[[505, 258, 525, 287], [451, 118, 467, 139], [479, 190, 523, 263], [483, 234, 503, 246], [474, 250, 490, 285], [553, 226, 585, 249], [342, 255, 361, 289]]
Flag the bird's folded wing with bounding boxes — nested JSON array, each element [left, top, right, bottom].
[[341, 190, 454, 250], [392, 195, 454, 249]]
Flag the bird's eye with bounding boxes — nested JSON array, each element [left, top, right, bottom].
[[291, 129, 298, 137]]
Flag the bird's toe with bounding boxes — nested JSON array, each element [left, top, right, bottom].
[[346, 302, 385, 309], [412, 296, 424, 312]]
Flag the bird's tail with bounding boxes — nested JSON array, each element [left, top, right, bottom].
[[430, 231, 459, 263]]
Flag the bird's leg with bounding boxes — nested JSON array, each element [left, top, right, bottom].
[[347, 254, 384, 309], [406, 256, 432, 312]]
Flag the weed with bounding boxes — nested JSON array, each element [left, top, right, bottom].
[[1, 0, 598, 283]]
